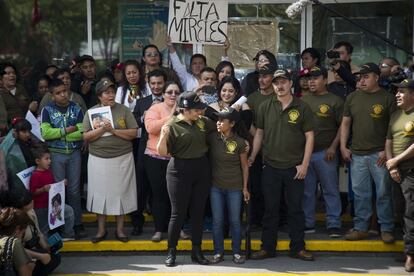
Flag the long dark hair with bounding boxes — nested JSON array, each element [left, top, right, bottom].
[[217, 76, 242, 106], [141, 44, 162, 66], [121, 59, 146, 104], [215, 61, 235, 80]]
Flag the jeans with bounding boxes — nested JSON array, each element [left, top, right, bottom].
[[51, 150, 82, 226], [261, 165, 305, 254], [350, 152, 394, 232], [210, 186, 242, 254], [303, 149, 341, 229]]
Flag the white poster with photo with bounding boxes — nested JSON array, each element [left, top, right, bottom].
[[25, 111, 44, 141], [16, 166, 36, 189], [88, 106, 114, 137], [48, 181, 65, 230], [168, 0, 228, 45]]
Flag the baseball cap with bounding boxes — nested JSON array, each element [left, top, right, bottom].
[[272, 69, 292, 81], [392, 79, 414, 89], [178, 91, 207, 109], [307, 66, 328, 78], [354, 63, 380, 75], [95, 80, 115, 94], [78, 55, 95, 65], [214, 107, 241, 122]]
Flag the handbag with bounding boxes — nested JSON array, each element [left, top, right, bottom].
[[0, 236, 18, 276]]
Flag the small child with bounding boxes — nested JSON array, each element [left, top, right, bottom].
[[29, 144, 75, 240]]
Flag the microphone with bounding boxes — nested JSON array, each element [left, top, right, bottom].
[[285, 0, 312, 19]]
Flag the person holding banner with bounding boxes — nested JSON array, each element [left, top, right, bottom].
[[29, 145, 75, 240], [167, 37, 207, 92], [0, 118, 37, 191], [83, 80, 138, 243]]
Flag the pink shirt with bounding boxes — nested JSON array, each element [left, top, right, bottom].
[[144, 102, 173, 156]]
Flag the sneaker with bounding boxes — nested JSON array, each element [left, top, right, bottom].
[[344, 229, 369, 241], [233, 254, 246, 264], [304, 227, 315, 234], [328, 228, 342, 238], [210, 253, 224, 264], [74, 224, 87, 239], [151, 231, 162, 242], [381, 231, 395, 244]]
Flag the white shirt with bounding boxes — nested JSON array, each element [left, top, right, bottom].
[[115, 86, 150, 112], [169, 51, 199, 92]]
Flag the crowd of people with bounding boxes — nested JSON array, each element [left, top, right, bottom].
[[1, 36, 414, 274]]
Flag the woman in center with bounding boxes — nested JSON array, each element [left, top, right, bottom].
[[157, 91, 215, 267]]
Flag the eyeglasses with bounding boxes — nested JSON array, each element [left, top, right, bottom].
[[165, 91, 180, 96], [145, 52, 159, 57]]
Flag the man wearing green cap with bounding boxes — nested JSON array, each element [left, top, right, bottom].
[[385, 79, 414, 272], [249, 69, 315, 261]]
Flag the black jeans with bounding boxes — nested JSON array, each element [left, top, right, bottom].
[[144, 155, 171, 232], [166, 156, 211, 248], [401, 169, 414, 255], [261, 165, 305, 254], [249, 153, 264, 226], [130, 138, 151, 229]]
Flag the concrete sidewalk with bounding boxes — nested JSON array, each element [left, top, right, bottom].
[[55, 252, 410, 275]]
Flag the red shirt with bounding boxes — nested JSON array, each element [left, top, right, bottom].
[[29, 169, 55, 209]]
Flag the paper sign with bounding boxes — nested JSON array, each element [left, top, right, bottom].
[[48, 180, 65, 230], [25, 111, 44, 141], [168, 0, 228, 45], [88, 106, 114, 137], [16, 166, 35, 189]]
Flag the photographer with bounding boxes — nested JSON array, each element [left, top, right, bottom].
[[379, 57, 406, 93], [327, 41, 359, 84], [328, 60, 357, 100]]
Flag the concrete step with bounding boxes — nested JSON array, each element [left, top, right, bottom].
[[81, 213, 353, 223]]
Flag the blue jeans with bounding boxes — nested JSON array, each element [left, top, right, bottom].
[[35, 205, 75, 238], [303, 149, 341, 229], [51, 150, 82, 226], [210, 186, 242, 254], [351, 152, 394, 232]]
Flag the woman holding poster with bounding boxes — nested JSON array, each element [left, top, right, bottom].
[[83, 79, 138, 243]]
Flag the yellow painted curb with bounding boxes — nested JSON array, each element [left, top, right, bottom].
[[81, 213, 352, 224], [54, 272, 406, 276], [61, 239, 403, 253]]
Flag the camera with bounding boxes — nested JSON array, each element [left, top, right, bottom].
[[388, 68, 406, 83], [202, 85, 217, 95], [326, 50, 340, 59]]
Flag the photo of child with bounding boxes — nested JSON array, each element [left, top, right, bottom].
[[88, 106, 114, 136], [50, 193, 63, 226]]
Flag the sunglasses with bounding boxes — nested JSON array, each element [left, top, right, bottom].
[[145, 52, 159, 57], [165, 91, 180, 96]]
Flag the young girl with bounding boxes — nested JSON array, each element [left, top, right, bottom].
[[208, 108, 250, 264], [29, 145, 75, 240]]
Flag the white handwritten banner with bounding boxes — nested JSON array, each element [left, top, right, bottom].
[[168, 0, 228, 45]]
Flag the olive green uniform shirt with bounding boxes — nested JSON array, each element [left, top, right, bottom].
[[247, 90, 273, 126], [0, 237, 31, 271], [343, 89, 396, 155], [387, 108, 414, 170], [83, 103, 138, 158], [167, 115, 215, 159], [0, 85, 31, 122], [208, 132, 245, 190], [256, 96, 315, 169], [302, 92, 344, 152]]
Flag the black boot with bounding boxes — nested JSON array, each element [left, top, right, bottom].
[[191, 245, 209, 265], [165, 247, 176, 267]]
